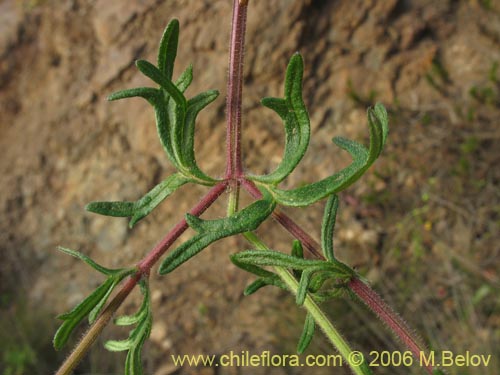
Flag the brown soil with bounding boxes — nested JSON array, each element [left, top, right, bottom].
[[1, 1, 499, 374]]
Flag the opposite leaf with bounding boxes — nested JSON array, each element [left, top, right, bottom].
[[249, 53, 310, 184], [265, 103, 389, 206]]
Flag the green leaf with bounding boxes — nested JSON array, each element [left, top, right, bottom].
[[106, 21, 218, 183], [180, 90, 220, 181], [53, 249, 135, 349], [232, 250, 352, 275], [321, 194, 339, 262], [250, 53, 310, 184], [105, 280, 152, 375], [175, 64, 193, 93], [56, 247, 118, 276], [230, 249, 287, 295], [54, 278, 115, 350], [88, 276, 123, 324], [107, 87, 160, 103], [297, 313, 315, 354], [136, 59, 186, 107], [86, 173, 192, 227], [266, 103, 389, 206], [158, 197, 276, 274], [157, 19, 179, 80], [291, 240, 304, 259], [243, 277, 287, 295]]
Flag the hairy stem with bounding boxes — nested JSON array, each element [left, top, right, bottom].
[[225, 0, 248, 178], [243, 232, 372, 375], [55, 182, 226, 374], [349, 277, 433, 375], [241, 178, 435, 373], [55, 275, 140, 375], [138, 182, 227, 271]]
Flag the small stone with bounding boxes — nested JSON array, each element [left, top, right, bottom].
[[150, 321, 168, 344]]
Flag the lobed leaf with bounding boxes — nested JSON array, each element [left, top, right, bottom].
[[175, 64, 194, 93], [53, 248, 135, 349], [158, 196, 276, 274], [250, 53, 310, 184], [321, 194, 339, 262], [265, 103, 389, 206], [106, 20, 218, 183], [54, 274, 133, 349], [86, 173, 192, 228]]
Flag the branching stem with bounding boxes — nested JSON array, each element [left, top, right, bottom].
[[54, 182, 226, 374], [243, 232, 372, 375], [241, 177, 434, 374]]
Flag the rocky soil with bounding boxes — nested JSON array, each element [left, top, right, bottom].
[[1, 0, 499, 374]]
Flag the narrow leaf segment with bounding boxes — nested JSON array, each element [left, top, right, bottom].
[[86, 173, 191, 228], [53, 247, 136, 350], [249, 53, 310, 184], [105, 279, 153, 375]]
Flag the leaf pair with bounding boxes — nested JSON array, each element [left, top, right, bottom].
[[86, 19, 220, 227], [159, 194, 276, 274], [105, 279, 153, 375], [53, 247, 136, 350]]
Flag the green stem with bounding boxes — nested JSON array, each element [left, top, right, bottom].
[[243, 232, 372, 375]]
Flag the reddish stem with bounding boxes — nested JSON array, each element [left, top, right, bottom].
[[241, 178, 435, 373], [225, 0, 248, 178], [349, 278, 433, 375], [55, 182, 226, 375], [138, 181, 227, 271], [241, 178, 323, 258]]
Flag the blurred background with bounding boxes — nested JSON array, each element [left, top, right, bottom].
[[0, 0, 499, 374]]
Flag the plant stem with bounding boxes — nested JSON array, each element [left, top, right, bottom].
[[55, 182, 226, 375], [225, 0, 248, 178], [138, 182, 227, 271], [241, 178, 435, 374], [241, 179, 323, 258], [243, 232, 372, 375], [55, 275, 140, 375], [349, 277, 433, 375]]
